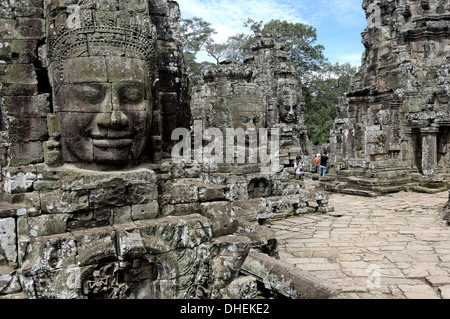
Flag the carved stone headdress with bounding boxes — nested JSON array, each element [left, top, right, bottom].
[[45, 0, 158, 86]]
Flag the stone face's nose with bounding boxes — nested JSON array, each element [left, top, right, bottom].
[[287, 107, 295, 116], [95, 110, 129, 130], [95, 85, 130, 130], [110, 110, 129, 128]]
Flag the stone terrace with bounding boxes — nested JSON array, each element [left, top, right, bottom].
[[271, 185, 450, 299]]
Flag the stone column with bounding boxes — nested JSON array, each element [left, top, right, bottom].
[[420, 127, 439, 176]]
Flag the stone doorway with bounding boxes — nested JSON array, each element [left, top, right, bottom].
[[437, 126, 449, 172], [411, 128, 422, 174]]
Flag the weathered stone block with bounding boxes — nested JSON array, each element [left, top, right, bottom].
[[20, 265, 82, 299], [33, 179, 60, 192], [111, 206, 132, 224], [211, 234, 250, 278], [2, 94, 50, 118], [0, 81, 38, 96], [15, 18, 45, 39], [20, 233, 77, 271], [26, 214, 69, 237], [0, 205, 19, 219], [161, 180, 199, 204], [72, 226, 116, 266], [46, 114, 60, 138], [10, 7, 43, 19], [0, 63, 37, 86], [236, 219, 278, 256], [59, 167, 157, 191], [0, 217, 17, 267], [161, 202, 201, 217], [232, 199, 272, 222], [131, 201, 159, 221], [89, 185, 127, 209], [200, 202, 238, 237], [8, 142, 43, 166], [8, 117, 48, 142], [220, 275, 258, 299], [3, 166, 37, 194], [43, 141, 62, 167], [115, 225, 146, 259], [40, 189, 89, 214], [137, 214, 212, 251], [67, 208, 111, 231], [0, 39, 38, 63], [126, 182, 158, 204], [198, 184, 229, 202], [0, 271, 22, 296]]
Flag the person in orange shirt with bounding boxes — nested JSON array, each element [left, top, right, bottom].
[[313, 153, 320, 173]]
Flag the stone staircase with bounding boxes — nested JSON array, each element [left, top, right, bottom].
[[316, 172, 448, 197]]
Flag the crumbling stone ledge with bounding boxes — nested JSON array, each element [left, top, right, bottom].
[[241, 252, 340, 299]]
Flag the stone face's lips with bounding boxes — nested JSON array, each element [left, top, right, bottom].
[[284, 114, 295, 122], [93, 138, 133, 148]]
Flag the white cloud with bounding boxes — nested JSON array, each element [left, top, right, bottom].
[[178, 0, 309, 42], [177, 0, 366, 65], [337, 53, 363, 67]]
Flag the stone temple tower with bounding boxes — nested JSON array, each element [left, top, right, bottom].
[[329, 0, 450, 194], [0, 0, 337, 299]]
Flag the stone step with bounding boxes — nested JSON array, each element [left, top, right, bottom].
[[334, 187, 378, 197]]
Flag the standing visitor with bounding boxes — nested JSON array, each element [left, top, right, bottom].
[[313, 153, 320, 173], [318, 151, 329, 181], [294, 156, 305, 180]]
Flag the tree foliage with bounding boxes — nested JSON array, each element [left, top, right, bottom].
[[179, 18, 216, 87], [245, 19, 326, 78], [179, 16, 358, 144], [304, 62, 358, 144]]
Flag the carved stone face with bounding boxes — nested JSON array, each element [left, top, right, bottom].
[[232, 102, 265, 133], [279, 90, 297, 123], [53, 53, 152, 166]]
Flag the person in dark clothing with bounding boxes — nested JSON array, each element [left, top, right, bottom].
[[318, 151, 329, 181]]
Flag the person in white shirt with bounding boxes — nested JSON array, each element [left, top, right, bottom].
[[294, 155, 305, 180]]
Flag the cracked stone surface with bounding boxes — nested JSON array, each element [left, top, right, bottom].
[[271, 183, 450, 299]]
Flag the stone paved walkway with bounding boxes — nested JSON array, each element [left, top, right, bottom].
[[270, 188, 450, 299]]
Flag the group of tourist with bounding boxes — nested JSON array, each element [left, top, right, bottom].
[[294, 152, 329, 181]]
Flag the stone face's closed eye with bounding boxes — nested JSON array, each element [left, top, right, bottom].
[[73, 83, 107, 105], [118, 83, 145, 104]]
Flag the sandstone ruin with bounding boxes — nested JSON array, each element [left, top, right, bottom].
[[1, 0, 449, 301], [328, 0, 449, 195], [0, 0, 335, 299]]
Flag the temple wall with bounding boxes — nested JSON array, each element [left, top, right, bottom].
[[331, 0, 450, 180]]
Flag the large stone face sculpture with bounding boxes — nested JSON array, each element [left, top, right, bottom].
[[243, 34, 310, 157], [277, 78, 299, 124], [45, 1, 157, 169], [192, 34, 313, 169], [53, 55, 153, 166], [189, 35, 334, 237], [0, 0, 337, 300], [0, 0, 258, 299]]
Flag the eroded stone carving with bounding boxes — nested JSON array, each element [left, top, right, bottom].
[[0, 0, 337, 300], [327, 0, 450, 195], [44, 1, 157, 169]]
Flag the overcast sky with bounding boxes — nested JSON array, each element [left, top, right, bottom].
[[177, 0, 367, 66]]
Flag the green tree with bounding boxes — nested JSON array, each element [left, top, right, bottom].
[[304, 62, 358, 145], [242, 18, 326, 79], [204, 42, 229, 65], [179, 17, 358, 145], [180, 17, 216, 87], [237, 19, 354, 145]]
